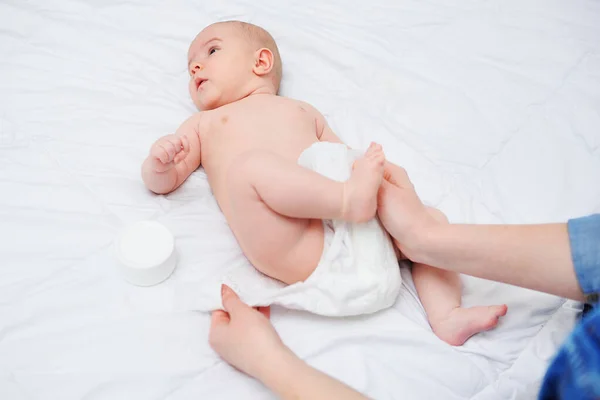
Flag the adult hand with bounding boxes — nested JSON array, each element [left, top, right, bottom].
[[209, 285, 289, 380], [210, 286, 370, 400], [377, 161, 437, 259]]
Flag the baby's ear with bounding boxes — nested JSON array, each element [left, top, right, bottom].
[[253, 48, 274, 76]]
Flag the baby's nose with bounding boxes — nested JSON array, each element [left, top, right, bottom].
[[189, 62, 204, 75]]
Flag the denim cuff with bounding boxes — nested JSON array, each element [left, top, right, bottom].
[[568, 214, 600, 304]]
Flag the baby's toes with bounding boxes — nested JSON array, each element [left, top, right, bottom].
[[374, 144, 384, 158], [369, 145, 385, 165], [365, 142, 379, 158], [491, 304, 508, 318]]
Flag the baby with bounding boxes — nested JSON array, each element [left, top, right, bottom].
[[142, 21, 507, 345]]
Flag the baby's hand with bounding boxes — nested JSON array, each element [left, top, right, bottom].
[[149, 134, 190, 172]]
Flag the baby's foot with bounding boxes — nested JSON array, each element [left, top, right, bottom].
[[342, 143, 385, 223], [431, 304, 508, 346]]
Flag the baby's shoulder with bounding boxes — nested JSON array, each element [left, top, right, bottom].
[[190, 110, 211, 129], [281, 97, 323, 118]]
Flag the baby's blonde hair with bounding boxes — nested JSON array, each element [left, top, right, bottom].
[[215, 21, 283, 93]]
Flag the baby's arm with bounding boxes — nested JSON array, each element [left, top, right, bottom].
[[141, 113, 203, 194], [316, 115, 344, 144], [297, 101, 344, 144]]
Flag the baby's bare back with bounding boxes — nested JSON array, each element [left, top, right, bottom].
[[200, 95, 321, 218]]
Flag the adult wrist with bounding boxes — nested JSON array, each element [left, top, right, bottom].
[[254, 344, 298, 388], [410, 219, 447, 265]]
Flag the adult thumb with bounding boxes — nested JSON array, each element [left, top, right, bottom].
[[383, 162, 410, 188], [221, 284, 244, 314]]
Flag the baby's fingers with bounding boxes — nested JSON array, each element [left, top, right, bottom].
[[173, 151, 187, 164], [180, 135, 190, 153], [150, 144, 170, 164], [168, 136, 185, 151], [161, 140, 181, 162], [151, 157, 175, 172], [173, 136, 190, 164]]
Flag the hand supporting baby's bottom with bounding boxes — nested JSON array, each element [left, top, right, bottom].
[[209, 285, 283, 381], [209, 285, 368, 399]]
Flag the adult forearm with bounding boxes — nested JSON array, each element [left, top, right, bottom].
[[259, 348, 368, 400], [413, 223, 583, 301]]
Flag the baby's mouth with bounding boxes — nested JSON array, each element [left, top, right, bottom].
[[195, 78, 207, 90]]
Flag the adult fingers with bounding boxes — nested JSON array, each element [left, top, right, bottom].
[[208, 310, 230, 351], [256, 306, 271, 319], [378, 179, 396, 200], [211, 309, 230, 326], [382, 161, 409, 187], [221, 284, 247, 315]]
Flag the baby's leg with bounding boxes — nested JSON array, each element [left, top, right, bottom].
[[227, 143, 384, 284], [230, 143, 385, 223], [413, 208, 508, 346]]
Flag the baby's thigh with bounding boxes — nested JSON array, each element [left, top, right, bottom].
[[227, 162, 323, 284]]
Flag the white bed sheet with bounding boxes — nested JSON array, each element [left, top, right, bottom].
[[1, 0, 599, 399]]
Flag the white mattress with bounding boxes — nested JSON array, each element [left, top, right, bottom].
[[1, 0, 599, 399]]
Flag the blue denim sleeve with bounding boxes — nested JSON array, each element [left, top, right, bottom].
[[568, 214, 600, 303], [539, 306, 600, 399], [538, 214, 600, 399]]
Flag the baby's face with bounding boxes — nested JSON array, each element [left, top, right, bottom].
[[187, 24, 255, 111]]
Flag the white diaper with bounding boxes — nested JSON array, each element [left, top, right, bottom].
[[190, 142, 402, 317]]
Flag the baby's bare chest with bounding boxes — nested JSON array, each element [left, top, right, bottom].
[[202, 105, 319, 169], [198, 102, 320, 206]]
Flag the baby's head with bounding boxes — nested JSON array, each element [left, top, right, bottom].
[[187, 21, 282, 111]]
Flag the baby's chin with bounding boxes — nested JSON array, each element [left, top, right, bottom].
[[193, 95, 228, 111], [193, 100, 205, 111], [192, 96, 212, 111], [190, 88, 214, 111]]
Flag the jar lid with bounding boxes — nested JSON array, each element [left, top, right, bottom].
[[114, 220, 177, 286]]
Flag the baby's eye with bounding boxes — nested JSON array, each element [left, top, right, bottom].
[[208, 47, 218, 55]]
